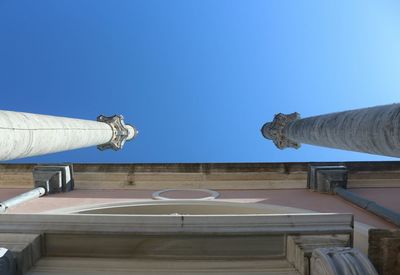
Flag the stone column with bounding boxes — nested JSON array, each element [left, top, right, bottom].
[[261, 104, 400, 157], [0, 111, 137, 161]]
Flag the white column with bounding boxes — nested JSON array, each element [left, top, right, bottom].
[[261, 104, 400, 157], [0, 111, 137, 161]]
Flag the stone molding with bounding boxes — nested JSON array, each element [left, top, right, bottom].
[[3, 162, 400, 189], [0, 213, 353, 235], [151, 189, 220, 201], [286, 235, 349, 275], [28, 258, 298, 274], [310, 247, 377, 275], [261, 112, 300, 149]]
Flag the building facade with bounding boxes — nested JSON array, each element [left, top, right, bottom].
[[0, 161, 399, 274]]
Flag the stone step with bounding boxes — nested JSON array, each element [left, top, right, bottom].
[[27, 257, 300, 275]]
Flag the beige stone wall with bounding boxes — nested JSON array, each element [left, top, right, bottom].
[[1, 162, 399, 228]]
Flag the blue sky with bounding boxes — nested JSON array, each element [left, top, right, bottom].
[[1, 0, 400, 163]]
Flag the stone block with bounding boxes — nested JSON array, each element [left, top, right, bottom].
[[369, 229, 400, 275], [33, 171, 62, 194], [33, 164, 74, 193], [0, 233, 42, 275], [0, 248, 16, 275], [45, 233, 285, 259], [308, 165, 347, 193]]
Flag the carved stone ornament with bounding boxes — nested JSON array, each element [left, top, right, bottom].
[[261, 112, 300, 149], [310, 247, 378, 275], [97, 115, 136, 151]]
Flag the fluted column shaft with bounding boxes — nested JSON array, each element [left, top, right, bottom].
[[262, 104, 400, 157], [0, 111, 136, 161]]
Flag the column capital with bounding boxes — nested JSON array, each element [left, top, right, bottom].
[[97, 115, 138, 151], [261, 112, 300, 149]]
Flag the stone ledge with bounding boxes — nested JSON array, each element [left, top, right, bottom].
[[0, 233, 42, 275]]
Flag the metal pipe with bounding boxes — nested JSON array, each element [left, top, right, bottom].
[[334, 187, 400, 227], [0, 187, 46, 213]]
